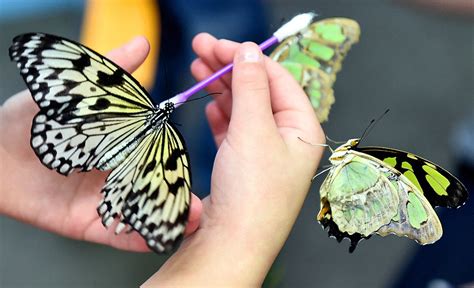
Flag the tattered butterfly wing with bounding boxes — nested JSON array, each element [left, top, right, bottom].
[[319, 154, 399, 236], [98, 119, 191, 253], [270, 18, 360, 122], [318, 144, 446, 252], [125, 121, 191, 252], [375, 171, 443, 245]]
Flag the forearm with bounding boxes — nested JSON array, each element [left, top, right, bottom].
[[143, 190, 308, 287], [0, 111, 33, 220], [0, 133, 13, 216], [0, 94, 28, 217], [0, 140, 40, 221], [0, 105, 19, 217], [143, 226, 281, 287], [0, 91, 56, 223]]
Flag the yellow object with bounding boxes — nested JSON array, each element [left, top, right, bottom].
[[81, 0, 160, 90]]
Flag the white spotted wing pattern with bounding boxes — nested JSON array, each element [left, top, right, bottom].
[[9, 33, 191, 253]]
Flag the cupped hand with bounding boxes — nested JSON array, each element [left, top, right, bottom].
[[147, 33, 325, 286], [194, 34, 325, 242], [0, 37, 202, 252]]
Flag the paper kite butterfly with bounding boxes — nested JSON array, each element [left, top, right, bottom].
[[9, 33, 191, 253]]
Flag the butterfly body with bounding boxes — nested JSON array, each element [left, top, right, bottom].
[[10, 33, 191, 253], [321, 153, 401, 237], [271, 18, 360, 122], [318, 139, 468, 252], [96, 102, 174, 171]]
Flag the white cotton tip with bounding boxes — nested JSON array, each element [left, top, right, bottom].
[[158, 94, 181, 109], [273, 12, 318, 41]]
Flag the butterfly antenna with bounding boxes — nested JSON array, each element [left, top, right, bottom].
[[312, 166, 332, 181], [358, 109, 390, 145], [297, 137, 333, 153], [359, 119, 375, 144], [175, 92, 222, 106], [325, 135, 345, 145]]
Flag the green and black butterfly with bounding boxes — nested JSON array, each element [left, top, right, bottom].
[[271, 18, 360, 122], [317, 138, 468, 252]]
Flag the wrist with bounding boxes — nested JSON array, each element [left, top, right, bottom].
[[0, 125, 24, 219], [0, 109, 13, 217], [144, 223, 280, 287]]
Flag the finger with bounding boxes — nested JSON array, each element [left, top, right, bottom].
[[191, 59, 233, 118], [192, 34, 238, 88], [106, 36, 150, 74], [229, 42, 277, 137], [211, 39, 241, 87], [184, 193, 203, 236], [265, 58, 315, 115], [210, 39, 239, 87], [264, 58, 324, 148], [205, 101, 229, 147], [212, 39, 240, 65], [191, 58, 229, 94], [206, 37, 316, 117], [192, 33, 223, 76]]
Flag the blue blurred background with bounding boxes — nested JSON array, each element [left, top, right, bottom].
[[0, 0, 472, 287]]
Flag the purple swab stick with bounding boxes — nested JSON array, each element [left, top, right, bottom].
[[160, 12, 317, 108]]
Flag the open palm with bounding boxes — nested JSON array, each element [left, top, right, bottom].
[[0, 37, 201, 252]]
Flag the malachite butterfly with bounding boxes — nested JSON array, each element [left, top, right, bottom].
[[318, 139, 468, 252], [270, 18, 360, 122]]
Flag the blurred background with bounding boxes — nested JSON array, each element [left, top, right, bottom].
[[0, 0, 472, 287]]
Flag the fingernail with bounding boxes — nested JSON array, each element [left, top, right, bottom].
[[237, 43, 261, 63]]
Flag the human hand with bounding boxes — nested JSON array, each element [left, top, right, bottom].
[[0, 37, 202, 252], [146, 33, 325, 286]]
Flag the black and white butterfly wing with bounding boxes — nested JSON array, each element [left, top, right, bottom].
[[10, 33, 192, 252], [99, 121, 191, 252], [9, 33, 155, 175]]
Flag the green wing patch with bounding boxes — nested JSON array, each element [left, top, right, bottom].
[[357, 147, 468, 208], [270, 18, 360, 122]]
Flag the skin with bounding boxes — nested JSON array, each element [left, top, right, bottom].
[[1, 33, 324, 286], [144, 34, 324, 286]]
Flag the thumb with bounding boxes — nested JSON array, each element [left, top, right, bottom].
[[229, 42, 277, 137], [106, 36, 150, 74]]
